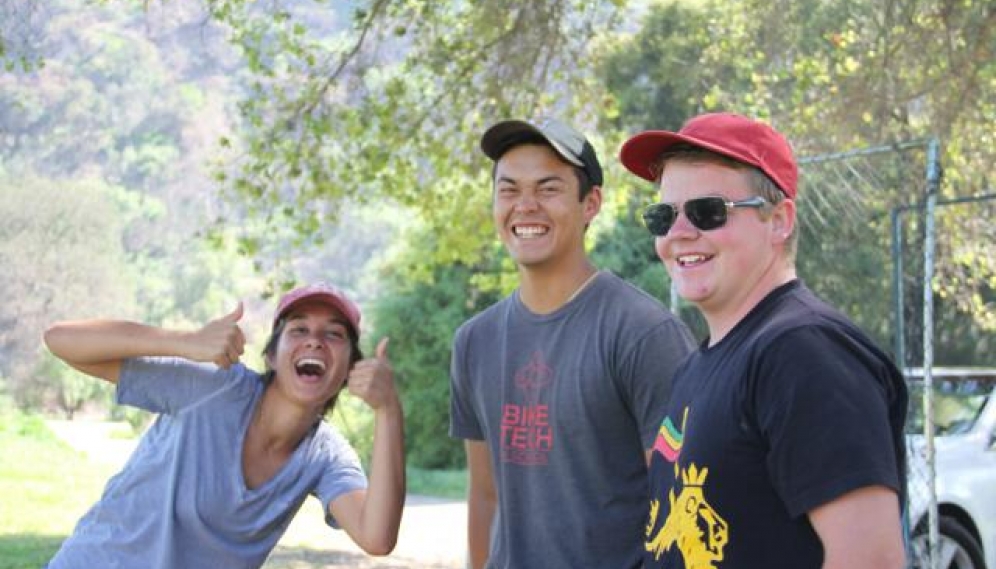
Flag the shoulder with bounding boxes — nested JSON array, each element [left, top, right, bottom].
[[754, 283, 872, 348], [747, 285, 901, 387], [453, 294, 515, 343], [310, 421, 363, 466], [588, 272, 686, 328]]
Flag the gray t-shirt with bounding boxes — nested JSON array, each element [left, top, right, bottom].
[[48, 357, 367, 569], [450, 271, 695, 569]]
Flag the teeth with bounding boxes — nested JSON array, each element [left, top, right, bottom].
[[514, 225, 547, 238], [678, 254, 707, 266], [295, 357, 326, 374]]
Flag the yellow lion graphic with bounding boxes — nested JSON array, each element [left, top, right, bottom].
[[646, 462, 729, 569]]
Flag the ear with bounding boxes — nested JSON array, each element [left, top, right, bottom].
[[583, 186, 603, 225], [770, 198, 797, 244]]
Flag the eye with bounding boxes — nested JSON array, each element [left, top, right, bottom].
[[290, 325, 308, 335], [324, 328, 347, 341]]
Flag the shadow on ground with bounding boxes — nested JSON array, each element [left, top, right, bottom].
[[0, 533, 63, 569], [265, 545, 458, 569]]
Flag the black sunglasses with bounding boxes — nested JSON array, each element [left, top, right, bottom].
[[642, 196, 769, 236]]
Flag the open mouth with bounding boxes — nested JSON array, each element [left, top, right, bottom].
[[294, 357, 326, 379]]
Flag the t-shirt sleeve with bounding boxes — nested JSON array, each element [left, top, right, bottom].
[[313, 428, 369, 529], [117, 356, 239, 415], [752, 326, 902, 517], [620, 319, 696, 449], [449, 324, 484, 441]]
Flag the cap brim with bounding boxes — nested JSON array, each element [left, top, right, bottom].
[[481, 120, 584, 167], [620, 130, 763, 183], [277, 293, 360, 333]]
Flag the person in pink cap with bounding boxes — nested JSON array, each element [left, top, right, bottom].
[[42, 283, 404, 569], [620, 113, 907, 569]]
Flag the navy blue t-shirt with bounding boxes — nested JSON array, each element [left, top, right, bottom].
[[644, 280, 906, 568]]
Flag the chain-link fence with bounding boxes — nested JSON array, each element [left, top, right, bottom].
[[658, 135, 996, 568], [795, 141, 996, 569]]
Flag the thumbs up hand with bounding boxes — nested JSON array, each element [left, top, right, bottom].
[[189, 302, 246, 369], [347, 338, 399, 411]]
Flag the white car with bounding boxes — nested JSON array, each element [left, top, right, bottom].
[[907, 367, 996, 569]]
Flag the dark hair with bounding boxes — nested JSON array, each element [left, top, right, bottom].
[[489, 136, 596, 201], [260, 317, 364, 417]]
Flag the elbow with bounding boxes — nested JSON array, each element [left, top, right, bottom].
[[358, 534, 398, 557], [42, 325, 60, 351]]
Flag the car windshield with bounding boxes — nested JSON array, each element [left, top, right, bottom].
[[905, 369, 995, 436]]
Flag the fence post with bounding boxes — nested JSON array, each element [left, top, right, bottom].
[[922, 136, 941, 569]]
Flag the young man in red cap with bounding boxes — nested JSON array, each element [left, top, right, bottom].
[[620, 113, 908, 569], [43, 283, 404, 568], [450, 118, 695, 569]]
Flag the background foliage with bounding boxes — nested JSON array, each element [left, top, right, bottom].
[[1, 0, 993, 468]]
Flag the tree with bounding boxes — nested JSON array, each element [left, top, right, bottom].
[[206, 0, 625, 278], [370, 260, 502, 468], [0, 175, 139, 407], [601, 0, 996, 362]]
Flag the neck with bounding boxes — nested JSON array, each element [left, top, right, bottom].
[[518, 261, 598, 315], [704, 269, 796, 346], [252, 384, 320, 453]]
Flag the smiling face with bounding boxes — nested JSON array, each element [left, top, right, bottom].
[[655, 158, 795, 334], [492, 143, 600, 274], [265, 300, 355, 413]]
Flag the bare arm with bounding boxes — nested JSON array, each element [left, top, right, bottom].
[[809, 485, 906, 569], [466, 439, 497, 569], [329, 339, 406, 556], [43, 303, 246, 383]]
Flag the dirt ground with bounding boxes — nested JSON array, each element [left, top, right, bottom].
[[47, 420, 466, 569]]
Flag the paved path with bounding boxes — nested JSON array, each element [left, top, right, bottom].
[[47, 420, 466, 569]]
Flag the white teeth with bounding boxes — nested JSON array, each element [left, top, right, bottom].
[[295, 357, 326, 372], [678, 254, 707, 266], [514, 225, 547, 238]]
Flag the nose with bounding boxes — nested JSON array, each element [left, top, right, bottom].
[[513, 192, 539, 212], [304, 333, 324, 349]]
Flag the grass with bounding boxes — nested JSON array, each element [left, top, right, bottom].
[[406, 466, 467, 500], [0, 410, 118, 569], [0, 407, 467, 568]]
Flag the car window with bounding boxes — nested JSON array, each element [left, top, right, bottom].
[[905, 368, 996, 436]]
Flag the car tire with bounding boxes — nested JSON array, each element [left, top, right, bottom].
[[910, 515, 986, 569]]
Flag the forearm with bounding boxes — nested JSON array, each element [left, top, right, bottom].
[[467, 492, 496, 569], [355, 400, 405, 555], [45, 320, 193, 364], [465, 440, 496, 569]]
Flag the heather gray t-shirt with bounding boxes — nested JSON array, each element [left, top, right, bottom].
[[450, 271, 695, 569], [48, 357, 367, 569]]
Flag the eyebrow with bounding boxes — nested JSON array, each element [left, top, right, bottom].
[[496, 174, 566, 185]]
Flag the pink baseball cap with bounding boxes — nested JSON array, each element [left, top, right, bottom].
[[273, 282, 361, 333], [619, 112, 798, 199]]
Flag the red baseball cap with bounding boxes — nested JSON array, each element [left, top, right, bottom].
[[273, 283, 361, 333], [619, 112, 798, 199]]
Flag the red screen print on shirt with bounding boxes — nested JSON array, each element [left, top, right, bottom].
[[501, 351, 554, 465]]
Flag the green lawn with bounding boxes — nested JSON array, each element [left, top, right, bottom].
[[0, 412, 118, 569], [0, 409, 466, 569], [406, 466, 467, 500]]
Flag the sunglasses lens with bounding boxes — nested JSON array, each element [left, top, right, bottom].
[[642, 203, 677, 236], [685, 197, 729, 231]]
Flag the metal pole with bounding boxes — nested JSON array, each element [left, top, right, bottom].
[[922, 137, 941, 569], [891, 207, 905, 368]]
